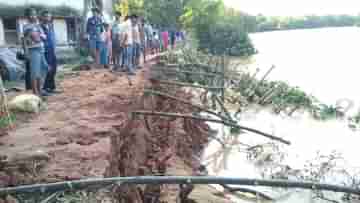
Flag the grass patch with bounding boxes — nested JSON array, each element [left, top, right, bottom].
[[3, 80, 23, 90], [0, 112, 16, 129], [56, 70, 66, 81]]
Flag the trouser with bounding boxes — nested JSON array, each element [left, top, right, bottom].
[[25, 60, 32, 90], [132, 43, 140, 67], [124, 45, 134, 72], [43, 48, 57, 90], [118, 47, 124, 68], [100, 42, 108, 65]]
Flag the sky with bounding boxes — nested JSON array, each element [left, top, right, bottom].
[[223, 0, 360, 16]]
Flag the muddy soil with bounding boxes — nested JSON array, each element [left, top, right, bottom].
[[0, 59, 230, 202]]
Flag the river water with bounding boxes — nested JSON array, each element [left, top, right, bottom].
[[203, 27, 360, 202]]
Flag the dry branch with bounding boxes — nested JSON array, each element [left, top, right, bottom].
[[132, 111, 291, 145], [157, 80, 224, 90], [214, 95, 233, 121], [151, 67, 221, 77], [144, 90, 231, 122]]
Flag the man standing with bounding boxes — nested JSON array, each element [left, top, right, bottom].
[[112, 12, 127, 70], [40, 10, 59, 94], [100, 23, 111, 67], [86, 7, 104, 65], [169, 26, 176, 49], [131, 15, 141, 69], [23, 8, 49, 97], [139, 18, 146, 64], [122, 15, 135, 75], [112, 13, 121, 68], [144, 22, 153, 54]]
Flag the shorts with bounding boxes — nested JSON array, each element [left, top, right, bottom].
[[89, 38, 102, 50], [112, 38, 121, 53], [134, 43, 141, 58], [29, 47, 48, 80]]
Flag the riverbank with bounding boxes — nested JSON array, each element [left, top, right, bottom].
[[0, 56, 231, 202]]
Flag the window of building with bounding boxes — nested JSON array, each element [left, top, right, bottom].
[[3, 18, 18, 45]]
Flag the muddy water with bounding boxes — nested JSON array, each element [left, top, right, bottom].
[[203, 27, 360, 202]]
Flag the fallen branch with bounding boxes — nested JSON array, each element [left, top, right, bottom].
[[143, 91, 226, 147], [214, 95, 233, 122], [1, 176, 359, 196], [157, 80, 224, 90], [132, 111, 291, 145], [152, 67, 221, 77], [144, 90, 231, 122]]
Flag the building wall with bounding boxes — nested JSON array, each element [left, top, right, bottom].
[[3, 0, 83, 10], [53, 19, 68, 45], [0, 18, 4, 46]]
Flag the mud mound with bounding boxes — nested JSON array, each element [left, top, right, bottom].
[[106, 83, 211, 203]]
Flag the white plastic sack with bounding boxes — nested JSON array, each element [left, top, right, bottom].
[[9, 94, 43, 113]]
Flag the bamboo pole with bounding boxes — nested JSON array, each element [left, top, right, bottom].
[[132, 111, 291, 145], [1, 176, 359, 196], [157, 80, 224, 90], [247, 65, 276, 99]]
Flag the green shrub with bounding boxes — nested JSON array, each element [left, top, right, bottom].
[[0, 113, 15, 129]]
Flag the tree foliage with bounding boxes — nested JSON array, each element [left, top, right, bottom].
[[119, 0, 256, 57], [182, 0, 256, 56], [254, 14, 360, 32]]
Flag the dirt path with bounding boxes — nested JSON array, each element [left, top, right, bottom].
[[0, 61, 151, 182], [0, 57, 231, 202]]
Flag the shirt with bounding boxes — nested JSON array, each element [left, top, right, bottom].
[[112, 21, 125, 40], [139, 25, 145, 44], [132, 25, 141, 44], [23, 23, 45, 49], [144, 24, 153, 40], [124, 20, 133, 45], [40, 22, 56, 51], [86, 16, 104, 40]]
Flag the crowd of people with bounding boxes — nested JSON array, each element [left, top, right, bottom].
[[20, 6, 185, 99], [85, 8, 186, 74]]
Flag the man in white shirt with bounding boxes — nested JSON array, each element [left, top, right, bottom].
[[112, 12, 126, 70], [122, 16, 135, 75], [131, 15, 141, 69]]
